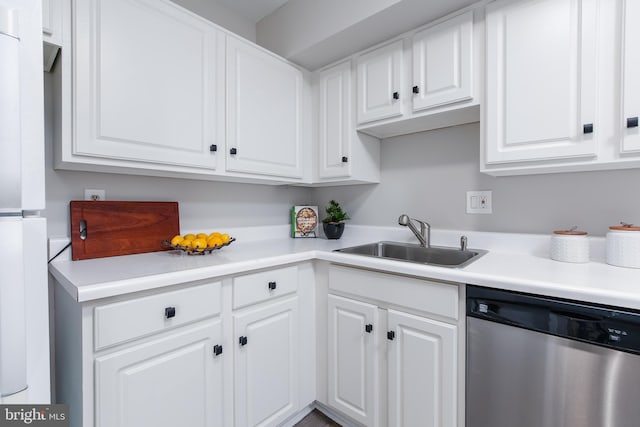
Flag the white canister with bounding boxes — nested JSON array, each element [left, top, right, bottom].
[[550, 229, 589, 263], [606, 223, 640, 268]]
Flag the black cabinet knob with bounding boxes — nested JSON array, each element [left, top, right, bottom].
[[209, 144, 217, 152], [213, 344, 223, 356], [230, 148, 237, 155], [268, 281, 277, 290], [387, 330, 395, 341], [239, 336, 247, 346], [365, 324, 373, 333], [165, 307, 176, 319], [341, 156, 348, 163], [627, 117, 639, 128], [392, 91, 399, 100], [412, 85, 420, 94], [583, 123, 594, 134]]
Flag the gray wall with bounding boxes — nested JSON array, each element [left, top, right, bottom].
[[313, 123, 640, 236]]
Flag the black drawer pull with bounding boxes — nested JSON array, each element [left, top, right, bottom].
[[365, 324, 373, 333], [239, 336, 248, 346], [213, 344, 223, 356], [412, 85, 420, 94], [268, 281, 277, 290], [165, 307, 176, 319], [627, 117, 639, 128], [341, 156, 349, 163], [209, 144, 217, 152], [583, 123, 593, 134], [230, 147, 237, 155], [387, 330, 395, 341], [392, 91, 399, 100]]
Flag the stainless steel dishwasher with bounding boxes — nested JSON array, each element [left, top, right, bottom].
[[466, 285, 640, 427]]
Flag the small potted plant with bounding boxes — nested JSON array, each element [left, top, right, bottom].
[[322, 200, 350, 239]]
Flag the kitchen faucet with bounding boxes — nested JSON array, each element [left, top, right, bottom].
[[398, 214, 431, 247]]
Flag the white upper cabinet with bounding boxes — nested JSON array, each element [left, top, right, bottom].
[[42, 0, 62, 71], [354, 9, 482, 139], [317, 60, 380, 183], [356, 40, 404, 124], [412, 11, 473, 112], [318, 61, 352, 179], [621, 0, 640, 154], [72, 0, 223, 171], [226, 36, 304, 179], [55, 0, 311, 184], [483, 0, 598, 165], [42, 0, 62, 44]]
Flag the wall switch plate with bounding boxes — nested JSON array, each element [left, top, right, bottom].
[[84, 189, 106, 201], [466, 191, 492, 214]]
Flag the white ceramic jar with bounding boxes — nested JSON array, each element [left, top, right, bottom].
[[606, 223, 640, 268], [550, 228, 589, 263]]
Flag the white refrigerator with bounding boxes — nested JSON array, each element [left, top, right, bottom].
[[0, 0, 50, 404]]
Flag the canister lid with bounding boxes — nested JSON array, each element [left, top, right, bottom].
[[609, 222, 640, 231], [553, 226, 587, 235]]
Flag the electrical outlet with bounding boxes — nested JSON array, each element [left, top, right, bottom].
[[466, 191, 492, 214], [84, 189, 106, 201]]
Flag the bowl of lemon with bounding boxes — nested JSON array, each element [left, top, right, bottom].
[[163, 232, 234, 255]]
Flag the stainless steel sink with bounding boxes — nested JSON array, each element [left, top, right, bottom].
[[335, 241, 487, 268]]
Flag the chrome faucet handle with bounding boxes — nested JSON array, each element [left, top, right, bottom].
[[460, 235, 468, 251], [398, 214, 431, 247]]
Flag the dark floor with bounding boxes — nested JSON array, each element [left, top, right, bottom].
[[293, 409, 342, 427]]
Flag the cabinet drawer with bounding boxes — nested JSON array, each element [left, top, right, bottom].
[[233, 266, 298, 309], [95, 281, 221, 350], [329, 265, 458, 320]]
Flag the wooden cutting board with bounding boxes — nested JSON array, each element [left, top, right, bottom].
[[70, 201, 179, 260]]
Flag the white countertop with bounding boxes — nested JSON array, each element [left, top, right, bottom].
[[48, 225, 640, 309]]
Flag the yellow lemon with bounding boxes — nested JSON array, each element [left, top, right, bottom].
[[170, 235, 184, 246], [183, 233, 196, 241], [221, 233, 230, 244], [196, 233, 209, 240], [208, 232, 222, 239], [207, 237, 223, 248], [191, 238, 207, 251]]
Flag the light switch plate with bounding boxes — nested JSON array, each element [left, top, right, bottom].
[[466, 191, 492, 214]]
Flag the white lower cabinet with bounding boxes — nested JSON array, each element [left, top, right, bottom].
[[95, 319, 224, 427], [234, 297, 299, 427], [326, 265, 461, 427], [53, 263, 314, 427], [387, 310, 457, 427], [327, 295, 379, 426]]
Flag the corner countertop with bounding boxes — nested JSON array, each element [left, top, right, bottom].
[[48, 225, 640, 310]]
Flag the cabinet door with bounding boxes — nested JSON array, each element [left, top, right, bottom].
[[318, 61, 352, 179], [356, 40, 404, 124], [95, 319, 224, 427], [412, 11, 473, 112], [485, 0, 598, 164], [226, 36, 303, 179], [73, 0, 222, 170], [622, 0, 640, 153], [42, 0, 62, 45], [327, 295, 379, 426], [387, 310, 457, 427], [234, 297, 299, 427]]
